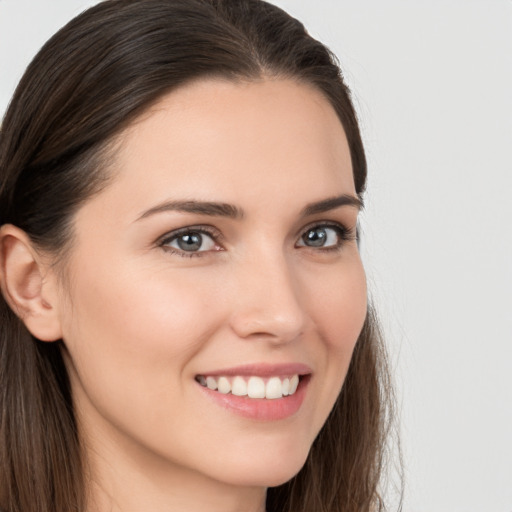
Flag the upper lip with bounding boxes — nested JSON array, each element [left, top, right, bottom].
[[196, 363, 312, 377]]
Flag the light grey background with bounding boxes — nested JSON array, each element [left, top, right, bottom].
[[1, 1, 511, 511]]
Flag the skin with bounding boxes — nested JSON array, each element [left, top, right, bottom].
[[1, 78, 367, 512]]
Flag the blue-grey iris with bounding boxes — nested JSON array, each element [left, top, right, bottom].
[[177, 232, 202, 251], [303, 227, 327, 247]]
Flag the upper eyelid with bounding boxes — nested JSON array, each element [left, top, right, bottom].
[[295, 219, 350, 238], [157, 225, 222, 245]]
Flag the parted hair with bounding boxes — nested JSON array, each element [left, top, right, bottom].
[[0, 1, 398, 511]]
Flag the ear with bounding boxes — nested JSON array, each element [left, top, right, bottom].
[[0, 224, 63, 342]]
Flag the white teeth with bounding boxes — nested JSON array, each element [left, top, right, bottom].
[[217, 376, 231, 394], [247, 376, 266, 398], [282, 378, 290, 396], [265, 377, 283, 399], [289, 375, 299, 395], [206, 376, 218, 390], [232, 376, 248, 396], [197, 374, 302, 399]]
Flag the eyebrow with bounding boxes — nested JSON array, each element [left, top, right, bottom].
[[135, 194, 362, 222], [136, 200, 244, 221], [300, 194, 363, 216]]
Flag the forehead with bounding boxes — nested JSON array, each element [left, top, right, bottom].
[[84, 78, 355, 222]]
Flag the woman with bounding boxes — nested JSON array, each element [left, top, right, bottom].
[[0, 1, 396, 511]]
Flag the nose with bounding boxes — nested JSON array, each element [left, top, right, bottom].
[[228, 251, 306, 343]]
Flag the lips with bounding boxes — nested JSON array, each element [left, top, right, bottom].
[[195, 363, 311, 420]]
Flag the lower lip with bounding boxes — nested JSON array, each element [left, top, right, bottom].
[[197, 376, 310, 421]]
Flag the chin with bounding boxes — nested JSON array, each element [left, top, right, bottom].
[[214, 444, 310, 488]]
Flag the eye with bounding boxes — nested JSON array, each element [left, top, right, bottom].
[[296, 224, 348, 249], [159, 227, 220, 256]]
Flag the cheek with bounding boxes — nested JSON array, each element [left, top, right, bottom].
[[60, 257, 222, 399], [305, 254, 367, 405], [311, 255, 367, 349], [59, 258, 228, 459], [70, 253, 205, 330]]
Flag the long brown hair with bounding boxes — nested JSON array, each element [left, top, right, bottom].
[[0, 1, 400, 511]]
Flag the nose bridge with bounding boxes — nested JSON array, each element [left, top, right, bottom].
[[229, 246, 305, 342]]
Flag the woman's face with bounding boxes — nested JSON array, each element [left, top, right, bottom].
[[57, 79, 367, 492]]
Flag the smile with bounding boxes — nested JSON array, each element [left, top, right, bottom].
[[194, 363, 312, 420], [195, 374, 300, 399]]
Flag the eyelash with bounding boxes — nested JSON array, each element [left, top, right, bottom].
[[157, 222, 356, 258], [298, 222, 356, 252], [157, 225, 222, 258]]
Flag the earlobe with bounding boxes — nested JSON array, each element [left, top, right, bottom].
[[0, 224, 63, 342]]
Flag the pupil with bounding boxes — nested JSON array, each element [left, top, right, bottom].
[[177, 233, 202, 251], [304, 228, 326, 247]]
